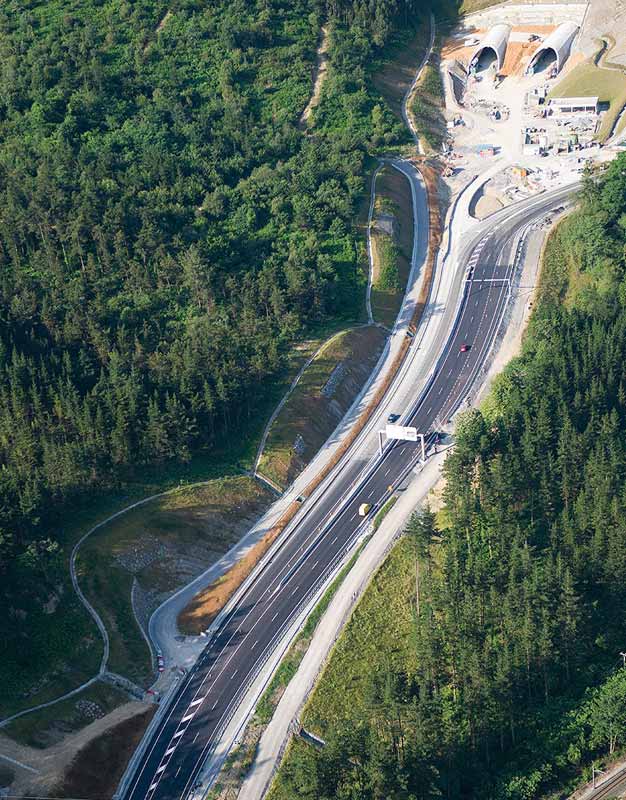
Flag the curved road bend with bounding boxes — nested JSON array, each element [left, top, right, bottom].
[[124, 184, 578, 800]]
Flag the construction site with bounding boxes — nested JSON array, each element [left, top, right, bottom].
[[438, 1, 625, 218]]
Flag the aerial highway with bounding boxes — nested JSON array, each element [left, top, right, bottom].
[[123, 181, 579, 800]]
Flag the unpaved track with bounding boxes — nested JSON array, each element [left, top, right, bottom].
[[2, 701, 150, 798], [300, 25, 330, 127]]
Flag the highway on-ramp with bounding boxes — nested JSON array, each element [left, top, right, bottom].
[[123, 183, 578, 800]]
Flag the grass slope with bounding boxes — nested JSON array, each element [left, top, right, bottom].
[[370, 166, 414, 327], [5, 682, 130, 749], [551, 61, 626, 141], [257, 325, 388, 489], [77, 476, 272, 684]]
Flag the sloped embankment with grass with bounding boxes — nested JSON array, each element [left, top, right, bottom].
[[372, 23, 430, 119], [370, 167, 414, 327], [268, 159, 626, 800], [256, 326, 387, 490], [551, 57, 626, 142], [77, 477, 272, 684], [409, 53, 445, 152]]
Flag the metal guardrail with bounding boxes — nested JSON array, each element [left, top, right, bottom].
[[114, 674, 182, 800]]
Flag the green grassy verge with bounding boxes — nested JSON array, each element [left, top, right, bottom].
[[373, 495, 398, 530], [77, 476, 273, 684], [257, 326, 388, 489], [550, 61, 626, 141], [370, 166, 414, 328], [410, 61, 445, 152], [4, 681, 130, 749]]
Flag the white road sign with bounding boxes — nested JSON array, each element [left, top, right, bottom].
[[386, 424, 418, 442]]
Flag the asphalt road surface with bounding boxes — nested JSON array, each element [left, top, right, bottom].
[[124, 185, 577, 800]]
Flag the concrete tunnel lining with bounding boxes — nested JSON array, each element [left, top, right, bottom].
[[528, 21, 579, 74], [470, 23, 511, 72]]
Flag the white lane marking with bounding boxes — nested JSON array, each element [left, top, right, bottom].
[[156, 764, 167, 774], [251, 639, 258, 649], [175, 767, 181, 778], [384, 468, 391, 476], [291, 585, 299, 596], [165, 746, 176, 757], [189, 697, 204, 708], [193, 732, 199, 743], [150, 782, 159, 791], [231, 669, 238, 678], [181, 713, 194, 724], [212, 699, 219, 710], [312, 560, 319, 569], [349, 512, 356, 521], [271, 611, 279, 622], [173, 730, 185, 739], [331, 536, 337, 544]]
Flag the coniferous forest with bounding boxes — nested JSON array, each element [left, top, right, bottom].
[[0, 0, 426, 708], [268, 159, 626, 798]]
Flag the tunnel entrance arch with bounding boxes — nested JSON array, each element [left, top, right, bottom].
[[471, 45, 498, 72], [527, 22, 579, 75], [469, 23, 511, 73]]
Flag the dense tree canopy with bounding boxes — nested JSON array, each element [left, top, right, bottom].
[[270, 157, 626, 799], [0, 0, 424, 709]]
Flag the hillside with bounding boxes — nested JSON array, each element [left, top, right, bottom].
[[0, 0, 429, 716], [269, 157, 626, 799]]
